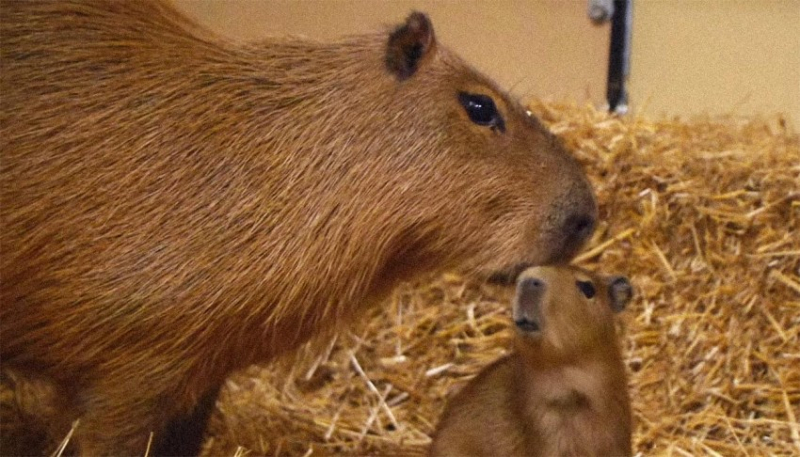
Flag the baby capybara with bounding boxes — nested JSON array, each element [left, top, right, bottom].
[[1, 1, 598, 454], [430, 266, 633, 457]]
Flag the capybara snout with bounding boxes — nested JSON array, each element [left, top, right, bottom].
[[562, 210, 597, 253], [541, 164, 599, 264], [1, 2, 597, 454], [512, 276, 545, 333]]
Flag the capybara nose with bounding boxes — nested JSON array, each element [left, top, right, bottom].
[[561, 212, 596, 256], [514, 318, 541, 332], [520, 277, 544, 289], [565, 213, 595, 245]]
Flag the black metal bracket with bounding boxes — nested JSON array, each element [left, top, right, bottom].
[[606, 0, 631, 114]]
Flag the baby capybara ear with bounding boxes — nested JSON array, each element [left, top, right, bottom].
[[607, 276, 633, 313], [386, 11, 436, 80]]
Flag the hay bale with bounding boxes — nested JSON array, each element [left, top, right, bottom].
[[204, 104, 799, 456]]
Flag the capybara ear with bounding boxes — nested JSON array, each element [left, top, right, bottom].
[[607, 276, 633, 313], [513, 277, 544, 333], [386, 11, 436, 80]]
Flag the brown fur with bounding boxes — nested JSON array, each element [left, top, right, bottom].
[[0, 1, 596, 454], [430, 266, 633, 457]]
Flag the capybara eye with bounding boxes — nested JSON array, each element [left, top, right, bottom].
[[458, 92, 506, 133], [576, 280, 596, 299]]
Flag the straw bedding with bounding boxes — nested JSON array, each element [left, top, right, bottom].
[[2, 104, 798, 456]]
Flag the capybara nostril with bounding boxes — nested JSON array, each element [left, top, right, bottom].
[[514, 318, 540, 332], [525, 278, 544, 289], [564, 213, 595, 248], [521, 277, 544, 289]]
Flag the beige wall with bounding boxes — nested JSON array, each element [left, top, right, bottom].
[[629, 0, 800, 130], [173, 1, 799, 128], [172, 0, 611, 106]]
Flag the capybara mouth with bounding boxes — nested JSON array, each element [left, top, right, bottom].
[[514, 318, 540, 333], [487, 228, 592, 286], [487, 262, 534, 286]]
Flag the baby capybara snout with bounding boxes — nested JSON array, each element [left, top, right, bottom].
[[512, 277, 545, 333]]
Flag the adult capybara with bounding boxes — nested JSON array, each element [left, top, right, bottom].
[[430, 266, 633, 457], [0, 1, 597, 454]]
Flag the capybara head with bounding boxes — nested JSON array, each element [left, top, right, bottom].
[[1, 6, 597, 311], [513, 266, 632, 352], [319, 12, 598, 286]]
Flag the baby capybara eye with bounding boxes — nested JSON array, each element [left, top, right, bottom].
[[576, 280, 596, 299], [458, 92, 505, 133]]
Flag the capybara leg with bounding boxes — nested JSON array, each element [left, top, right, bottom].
[[0, 370, 57, 456], [151, 384, 222, 457], [70, 383, 165, 456], [0, 369, 76, 456], [73, 413, 154, 456]]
